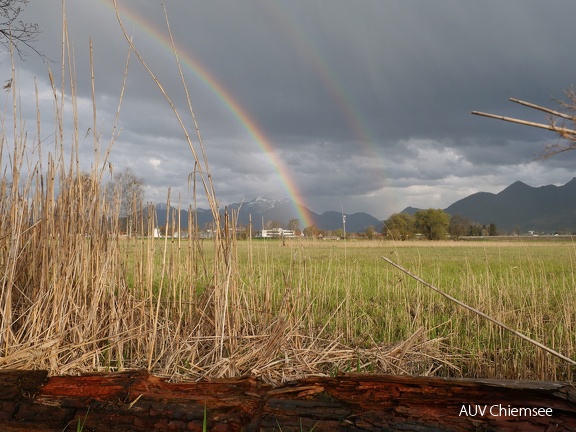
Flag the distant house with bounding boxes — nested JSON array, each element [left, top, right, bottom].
[[199, 230, 216, 239], [257, 228, 296, 238], [171, 230, 189, 238]]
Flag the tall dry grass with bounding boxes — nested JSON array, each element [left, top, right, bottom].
[[0, 4, 450, 384]]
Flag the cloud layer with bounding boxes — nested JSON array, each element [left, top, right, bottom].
[[4, 0, 576, 219]]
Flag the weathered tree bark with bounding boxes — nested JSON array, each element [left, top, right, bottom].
[[0, 370, 575, 431]]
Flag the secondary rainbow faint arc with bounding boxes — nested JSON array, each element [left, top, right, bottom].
[[101, 1, 315, 228], [261, 2, 392, 193]]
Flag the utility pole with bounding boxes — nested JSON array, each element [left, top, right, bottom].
[[341, 209, 347, 240]]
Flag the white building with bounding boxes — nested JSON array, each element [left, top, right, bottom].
[[258, 228, 296, 238]]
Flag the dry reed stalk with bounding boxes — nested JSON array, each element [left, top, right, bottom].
[[0, 3, 152, 375], [111, 1, 247, 373], [382, 256, 576, 367], [111, 1, 218, 218]]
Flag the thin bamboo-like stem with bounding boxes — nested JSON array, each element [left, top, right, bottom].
[[111, 0, 218, 219], [90, 38, 98, 169], [148, 190, 171, 371], [162, 5, 216, 204], [99, 37, 132, 179], [471, 110, 576, 136], [509, 97, 574, 120]]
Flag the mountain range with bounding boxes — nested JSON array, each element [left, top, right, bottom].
[[148, 178, 576, 234], [150, 197, 383, 233], [403, 177, 576, 234]]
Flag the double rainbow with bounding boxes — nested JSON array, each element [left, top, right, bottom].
[[100, 1, 315, 228]]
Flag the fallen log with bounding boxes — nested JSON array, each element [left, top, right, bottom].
[[0, 370, 575, 431]]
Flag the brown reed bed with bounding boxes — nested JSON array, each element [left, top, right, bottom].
[[0, 4, 462, 384]]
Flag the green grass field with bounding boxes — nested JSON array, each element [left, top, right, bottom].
[[118, 236, 575, 381], [237, 239, 576, 380]]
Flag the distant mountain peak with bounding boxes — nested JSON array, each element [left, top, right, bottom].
[[147, 196, 383, 232], [244, 197, 281, 211], [400, 206, 420, 215], [505, 180, 530, 189], [442, 178, 576, 233]]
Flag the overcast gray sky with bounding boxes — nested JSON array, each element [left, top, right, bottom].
[[3, 1, 576, 219]]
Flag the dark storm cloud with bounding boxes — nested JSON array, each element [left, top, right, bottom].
[[10, 1, 576, 218]]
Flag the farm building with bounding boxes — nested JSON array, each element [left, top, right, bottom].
[[257, 228, 296, 238]]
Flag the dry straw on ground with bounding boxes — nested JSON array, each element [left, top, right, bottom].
[[0, 4, 459, 384]]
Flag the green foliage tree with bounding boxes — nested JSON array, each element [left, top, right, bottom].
[[383, 213, 415, 240], [467, 223, 482, 236], [333, 228, 344, 239], [488, 223, 498, 236], [414, 209, 451, 240], [448, 214, 470, 240]]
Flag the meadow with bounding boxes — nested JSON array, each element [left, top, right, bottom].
[[243, 238, 576, 381], [116, 235, 576, 382]]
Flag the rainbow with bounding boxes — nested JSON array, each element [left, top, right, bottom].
[[262, 2, 375, 147], [260, 2, 389, 187], [98, 1, 315, 228]]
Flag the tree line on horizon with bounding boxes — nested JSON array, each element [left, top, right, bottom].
[[383, 209, 498, 241], [250, 209, 499, 240], [85, 166, 502, 241]]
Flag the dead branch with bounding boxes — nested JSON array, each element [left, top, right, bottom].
[[471, 93, 576, 158], [471, 110, 576, 136]]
